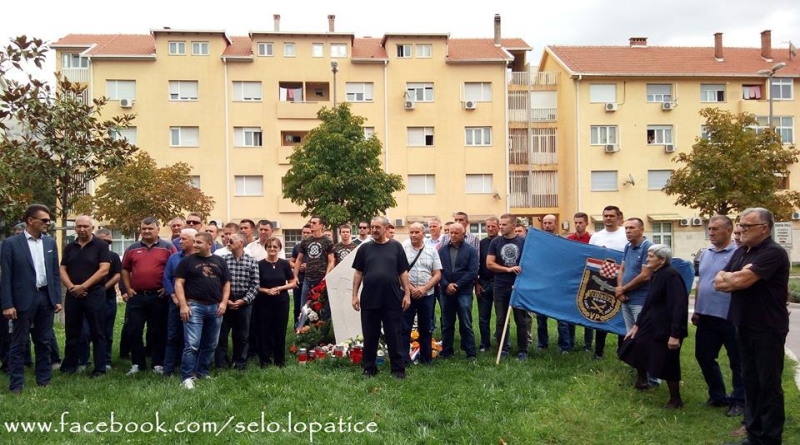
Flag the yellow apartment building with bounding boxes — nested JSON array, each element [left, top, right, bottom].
[[52, 14, 531, 253], [532, 31, 800, 259]]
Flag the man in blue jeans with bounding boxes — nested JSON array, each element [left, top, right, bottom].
[[437, 223, 478, 360], [292, 217, 334, 320], [174, 232, 230, 390], [162, 228, 196, 376]]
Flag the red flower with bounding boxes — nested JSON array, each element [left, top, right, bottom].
[[313, 301, 322, 312], [309, 293, 319, 301]]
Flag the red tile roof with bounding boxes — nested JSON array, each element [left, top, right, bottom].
[[546, 45, 800, 77], [447, 39, 513, 62], [223, 36, 252, 58], [53, 34, 155, 57], [352, 38, 387, 59]]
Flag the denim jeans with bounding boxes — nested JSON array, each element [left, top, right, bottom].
[[557, 321, 576, 352], [163, 301, 184, 375], [536, 314, 550, 348], [493, 286, 531, 354], [622, 303, 644, 331], [440, 291, 476, 358], [476, 279, 494, 350], [402, 294, 434, 364], [180, 301, 223, 381]]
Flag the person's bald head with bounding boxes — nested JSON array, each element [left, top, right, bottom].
[[74, 215, 94, 241], [542, 214, 557, 234]]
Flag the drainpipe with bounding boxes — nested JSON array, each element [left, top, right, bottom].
[[575, 74, 582, 212], [504, 63, 510, 213], [223, 58, 231, 221], [383, 59, 390, 219]]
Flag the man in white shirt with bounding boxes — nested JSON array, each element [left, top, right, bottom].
[[247, 220, 285, 261], [588, 205, 626, 360]]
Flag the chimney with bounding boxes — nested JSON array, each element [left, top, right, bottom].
[[494, 14, 501, 46], [328, 14, 336, 33], [273, 14, 280, 32], [761, 30, 772, 59], [629, 37, 648, 47], [714, 32, 723, 60]]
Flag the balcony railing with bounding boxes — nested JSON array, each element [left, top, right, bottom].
[[61, 68, 89, 83], [509, 108, 557, 123], [509, 129, 558, 165], [509, 171, 559, 208], [509, 71, 559, 86]]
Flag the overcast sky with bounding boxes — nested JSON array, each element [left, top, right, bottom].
[[3, 0, 799, 74]]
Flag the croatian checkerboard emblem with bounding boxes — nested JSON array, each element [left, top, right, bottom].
[[576, 258, 622, 322]]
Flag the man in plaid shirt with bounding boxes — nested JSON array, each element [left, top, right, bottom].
[[214, 233, 259, 370]]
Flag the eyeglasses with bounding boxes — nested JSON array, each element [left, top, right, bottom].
[[186, 220, 202, 226], [358, 226, 368, 229], [737, 223, 766, 231], [36, 218, 51, 224], [267, 245, 281, 249]]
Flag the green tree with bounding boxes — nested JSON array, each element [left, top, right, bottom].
[[282, 103, 404, 233], [74, 152, 215, 236], [0, 36, 138, 243], [663, 107, 800, 220]]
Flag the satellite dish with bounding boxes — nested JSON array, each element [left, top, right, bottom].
[[623, 173, 636, 186]]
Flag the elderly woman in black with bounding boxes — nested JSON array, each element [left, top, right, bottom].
[[623, 244, 689, 409]]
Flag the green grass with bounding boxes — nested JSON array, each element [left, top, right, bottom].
[[0, 305, 798, 445]]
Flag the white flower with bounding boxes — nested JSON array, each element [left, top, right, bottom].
[[308, 312, 319, 322]]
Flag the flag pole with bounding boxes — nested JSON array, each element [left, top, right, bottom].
[[495, 304, 513, 365]]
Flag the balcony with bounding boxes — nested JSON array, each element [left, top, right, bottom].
[[275, 101, 327, 119], [509, 108, 557, 123], [508, 171, 559, 209], [509, 71, 559, 88], [509, 129, 557, 165], [61, 68, 89, 83]]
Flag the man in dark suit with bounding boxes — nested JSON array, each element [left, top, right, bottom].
[[437, 222, 479, 360], [1, 204, 63, 393]]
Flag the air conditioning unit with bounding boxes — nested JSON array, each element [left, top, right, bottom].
[[679, 218, 690, 227], [120, 98, 133, 108], [404, 101, 415, 110], [464, 100, 477, 110], [272, 220, 281, 229], [604, 144, 619, 153], [661, 101, 676, 111], [393, 218, 405, 227], [604, 103, 618, 112], [791, 212, 800, 220], [664, 144, 676, 153], [691, 217, 703, 226]]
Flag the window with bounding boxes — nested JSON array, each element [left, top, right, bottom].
[[465, 127, 492, 146], [281, 131, 307, 145], [407, 127, 434, 146], [771, 78, 793, 100], [278, 82, 303, 102], [464, 82, 492, 102], [650, 222, 672, 248], [312, 43, 324, 58], [170, 127, 199, 147], [416, 44, 432, 58], [408, 175, 435, 194], [283, 229, 302, 258], [168, 81, 198, 101], [106, 80, 136, 101], [742, 84, 762, 100], [590, 125, 618, 145], [589, 84, 617, 103], [700, 125, 711, 140], [396, 44, 412, 58], [110, 127, 137, 145], [591, 171, 618, 191], [234, 175, 263, 196], [757, 116, 795, 143], [363, 127, 375, 138], [168, 41, 186, 55], [647, 170, 672, 190], [192, 42, 209, 56], [110, 229, 137, 255], [700, 84, 725, 102], [406, 82, 434, 102], [345, 82, 374, 102], [284, 43, 296, 57], [257, 42, 274, 57], [646, 84, 672, 102], [234, 127, 263, 147], [331, 44, 347, 58], [189, 176, 201, 189], [232, 81, 262, 101], [466, 174, 493, 194], [61, 54, 88, 68], [647, 125, 673, 145], [469, 222, 488, 240]]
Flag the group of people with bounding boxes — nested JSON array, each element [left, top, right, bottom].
[[0, 203, 790, 444]]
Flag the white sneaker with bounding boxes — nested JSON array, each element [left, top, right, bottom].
[[153, 365, 164, 375], [77, 365, 87, 373], [182, 377, 195, 390], [105, 365, 112, 371], [126, 365, 140, 376]]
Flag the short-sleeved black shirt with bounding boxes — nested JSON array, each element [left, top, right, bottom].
[[478, 236, 495, 281], [352, 240, 408, 310], [299, 236, 334, 281], [488, 235, 525, 289], [724, 236, 790, 333], [333, 242, 357, 265], [175, 254, 231, 304], [61, 235, 111, 292], [257, 258, 294, 302], [104, 251, 122, 299]]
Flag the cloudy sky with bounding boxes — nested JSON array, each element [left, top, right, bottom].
[[3, 0, 799, 73]]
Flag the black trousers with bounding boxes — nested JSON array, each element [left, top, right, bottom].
[[8, 289, 54, 391], [215, 302, 252, 367], [63, 287, 107, 374], [361, 303, 404, 374], [695, 314, 744, 405], [127, 292, 167, 368], [254, 295, 290, 367], [737, 327, 786, 445]]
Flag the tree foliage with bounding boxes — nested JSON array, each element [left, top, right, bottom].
[[282, 103, 404, 230], [1, 36, 138, 243], [663, 108, 800, 219], [74, 151, 215, 236]]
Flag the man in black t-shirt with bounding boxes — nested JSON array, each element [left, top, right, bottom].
[[333, 224, 358, 265], [352, 217, 411, 379], [175, 232, 230, 390], [715, 208, 789, 445], [95, 229, 123, 370], [293, 216, 334, 315]]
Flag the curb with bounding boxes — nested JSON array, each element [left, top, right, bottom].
[[785, 347, 800, 392]]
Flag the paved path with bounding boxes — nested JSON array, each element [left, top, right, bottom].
[[786, 303, 800, 390]]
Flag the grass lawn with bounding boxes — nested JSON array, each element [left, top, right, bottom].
[[0, 305, 798, 445]]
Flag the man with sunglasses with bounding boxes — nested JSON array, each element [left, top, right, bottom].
[[716, 208, 789, 445], [354, 221, 371, 245]]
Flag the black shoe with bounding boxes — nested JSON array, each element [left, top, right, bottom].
[[635, 382, 655, 391], [726, 405, 744, 417], [362, 369, 378, 378], [662, 400, 684, 410], [11, 387, 22, 395], [705, 398, 729, 408], [391, 371, 406, 380], [723, 438, 757, 445], [593, 353, 604, 360], [90, 372, 105, 379]]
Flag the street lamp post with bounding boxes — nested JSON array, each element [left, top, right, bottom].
[[331, 61, 338, 107], [757, 61, 786, 128]]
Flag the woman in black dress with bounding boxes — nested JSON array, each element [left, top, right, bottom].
[[255, 237, 296, 367], [623, 244, 689, 409]]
